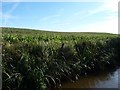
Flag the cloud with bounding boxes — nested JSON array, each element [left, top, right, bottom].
[[66, 0, 118, 34], [69, 0, 118, 26], [1, 14, 14, 26], [68, 16, 118, 34], [84, 0, 118, 34], [0, 13, 14, 19], [6, 2, 20, 14], [87, 18, 117, 34], [41, 14, 60, 21], [43, 16, 118, 34], [72, 0, 118, 19], [41, 8, 64, 21], [1, 2, 20, 26], [88, 0, 118, 15], [1, 12, 18, 26]]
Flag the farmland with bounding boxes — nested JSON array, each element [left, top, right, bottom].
[[1, 27, 120, 90]]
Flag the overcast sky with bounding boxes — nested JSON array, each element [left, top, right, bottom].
[[1, 0, 119, 34]]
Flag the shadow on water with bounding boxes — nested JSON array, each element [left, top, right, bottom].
[[54, 67, 120, 89], [61, 67, 119, 88]]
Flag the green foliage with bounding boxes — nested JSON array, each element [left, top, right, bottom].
[[2, 27, 120, 90]]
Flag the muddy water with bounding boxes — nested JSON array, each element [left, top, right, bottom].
[[61, 67, 120, 88]]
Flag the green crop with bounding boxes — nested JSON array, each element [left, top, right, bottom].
[[2, 27, 120, 90]]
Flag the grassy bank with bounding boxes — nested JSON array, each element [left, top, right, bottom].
[[2, 27, 120, 90]]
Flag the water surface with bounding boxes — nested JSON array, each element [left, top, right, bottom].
[[61, 68, 120, 88]]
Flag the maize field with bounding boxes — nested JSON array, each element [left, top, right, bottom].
[[1, 27, 120, 90]]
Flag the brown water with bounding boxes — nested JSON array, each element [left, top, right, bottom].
[[61, 67, 120, 88]]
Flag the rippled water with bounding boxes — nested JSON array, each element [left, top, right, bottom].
[[61, 67, 120, 88]]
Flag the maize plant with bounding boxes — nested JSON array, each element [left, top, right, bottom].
[[2, 27, 120, 90]]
